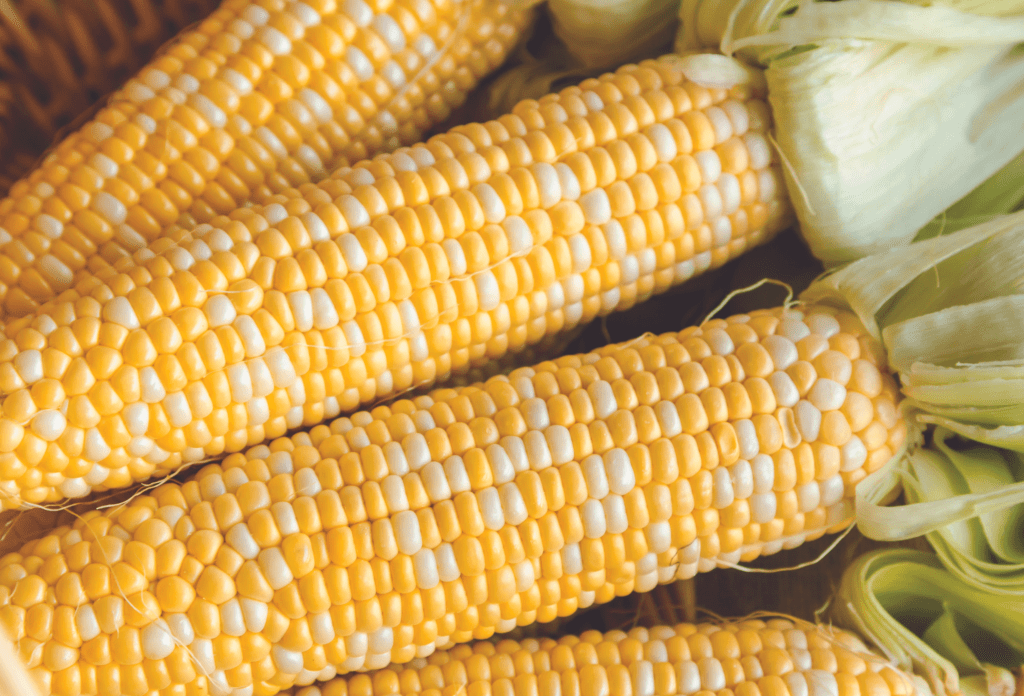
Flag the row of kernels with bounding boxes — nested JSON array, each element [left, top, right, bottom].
[[2, 366, 905, 691], [22, 309, 880, 564], [206, 0, 529, 209], [2, 288, 864, 515], [0, 53, 791, 506], [0, 227, 761, 499], [1, 0, 532, 317], [137, 0, 522, 233], [220, 55, 774, 288], [6, 354, 880, 560], [297, 620, 914, 696], [58, 74, 770, 325]]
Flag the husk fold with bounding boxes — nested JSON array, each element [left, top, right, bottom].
[[547, 0, 682, 68], [486, 0, 685, 112], [855, 430, 1024, 595]]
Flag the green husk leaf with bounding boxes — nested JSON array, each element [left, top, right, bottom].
[[908, 403, 1024, 428], [905, 362, 1024, 386], [933, 435, 1024, 563], [904, 379, 1024, 408], [915, 417, 1024, 451], [879, 226, 1024, 329], [884, 298, 1024, 374], [833, 549, 1024, 696], [921, 610, 981, 675], [915, 149, 1024, 241], [857, 429, 1024, 595], [902, 449, 988, 559], [800, 213, 1019, 338], [855, 451, 1024, 543]]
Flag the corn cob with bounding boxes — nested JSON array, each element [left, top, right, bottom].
[[0, 302, 904, 695], [295, 619, 921, 696], [0, 55, 791, 507], [0, 0, 223, 194], [0, 0, 532, 318]]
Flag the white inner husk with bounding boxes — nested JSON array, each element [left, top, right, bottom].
[[487, 0, 685, 114], [675, 0, 1024, 264]]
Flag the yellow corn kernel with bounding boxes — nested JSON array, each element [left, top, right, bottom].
[[286, 619, 917, 696]]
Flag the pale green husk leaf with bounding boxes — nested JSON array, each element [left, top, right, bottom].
[[486, 0, 685, 114], [800, 215, 1024, 572], [833, 549, 1024, 696], [915, 149, 1024, 242], [856, 430, 1024, 597], [914, 417, 1024, 451], [675, 0, 1024, 265], [800, 213, 1022, 339], [547, 0, 682, 68]]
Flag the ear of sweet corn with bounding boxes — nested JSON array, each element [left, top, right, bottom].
[[0, 302, 904, 695], [0, 54, 792, 507], [295, 618, 926, 696], [0, 0, 532, 317]]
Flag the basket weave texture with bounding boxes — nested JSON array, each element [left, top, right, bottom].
[[0, 0, 221, 192]]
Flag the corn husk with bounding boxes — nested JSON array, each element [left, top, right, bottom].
[[488, 0, 683, 112], [833, 549, 1024, 696], [548, 0, 682, 68], [858, 429, 1024, 594], [675, 0, 1024, 265], [914, 149, 1024, 241], [799, 213, 1024, 566]]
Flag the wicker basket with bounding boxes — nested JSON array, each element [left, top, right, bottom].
[[0, 0, 221, 192]]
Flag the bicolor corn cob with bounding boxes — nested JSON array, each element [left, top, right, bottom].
[[294, 619, 921, 696], [0, 55, 791, 507], [0, 0, 223, 194], [0, 0, 531, 317], [0, 303, 905, 695]]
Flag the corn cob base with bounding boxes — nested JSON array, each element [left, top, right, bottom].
[[0, 302, 904, 695]]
